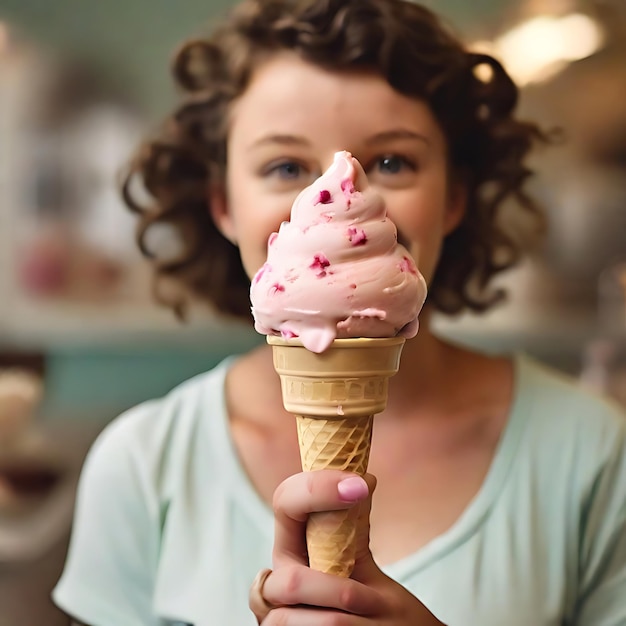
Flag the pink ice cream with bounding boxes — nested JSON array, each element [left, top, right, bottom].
[[250, 151, 428, 353]]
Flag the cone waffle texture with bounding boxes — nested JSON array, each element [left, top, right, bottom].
[[268, 336, 405, 577], [297, 414, 372, 474], [296, 413, 372, 575]]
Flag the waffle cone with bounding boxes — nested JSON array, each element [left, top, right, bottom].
[[268, 336, 405, 577]]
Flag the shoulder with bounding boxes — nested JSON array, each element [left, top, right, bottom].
[[82, 359, 232, 499], [55, 360, 236, 624], [518, 361, 626, 620], [514, 354, 625, 479], [518, 354, 624, 436]]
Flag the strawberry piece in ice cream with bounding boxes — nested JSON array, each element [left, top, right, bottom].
[[250, 151, 427, 353]]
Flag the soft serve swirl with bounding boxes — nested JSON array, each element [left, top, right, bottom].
[[250, 151, 427, 353]]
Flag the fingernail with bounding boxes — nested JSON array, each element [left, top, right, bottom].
[[337, 476, 369, 502]]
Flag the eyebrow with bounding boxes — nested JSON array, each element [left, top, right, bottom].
[[250, 134, 311, 149], [249, 129, 429, 150], [365, 129, 430, 146]]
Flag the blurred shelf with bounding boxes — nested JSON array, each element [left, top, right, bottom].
[[433, 310, 626, 355], [1, 298, 624, 355], [0, 302, 261, 352]]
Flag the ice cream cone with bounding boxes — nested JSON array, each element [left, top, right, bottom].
[[267, 335, 405, 577]]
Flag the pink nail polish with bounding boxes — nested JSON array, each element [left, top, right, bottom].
[[337, 476, 368, 502]]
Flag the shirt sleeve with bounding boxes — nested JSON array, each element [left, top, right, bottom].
[[52, 406, 164, 626], [574, 410, 626, 626]]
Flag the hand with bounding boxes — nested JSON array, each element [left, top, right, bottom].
[[250, 470, 446, 625]]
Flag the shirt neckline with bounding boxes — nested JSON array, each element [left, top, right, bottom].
[[384, 353, 534, 578], [208, 353, 535, 572]]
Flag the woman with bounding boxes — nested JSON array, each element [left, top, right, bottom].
[[53, 1, 626, 624]]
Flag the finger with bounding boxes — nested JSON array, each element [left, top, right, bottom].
[[262, 563, 383, 615], [262, 605, 372, 625], [274, 471, 370, 520], [272, 471, 370, 568], [249, 568, 274, 624]]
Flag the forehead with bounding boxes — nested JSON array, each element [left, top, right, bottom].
[[229, 53, 440, 142]]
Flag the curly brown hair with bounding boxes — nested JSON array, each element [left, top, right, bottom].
[[121, 0, 549, 322]]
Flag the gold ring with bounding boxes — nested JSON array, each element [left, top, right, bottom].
[[249, 568, 274, 623]]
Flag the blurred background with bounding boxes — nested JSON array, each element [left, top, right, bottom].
[[0, 0, 625, 623]]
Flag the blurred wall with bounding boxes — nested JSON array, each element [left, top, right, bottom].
[[0, 0, 506, 116], [0, 0, 234, 116], [40, 346, 242, 420]]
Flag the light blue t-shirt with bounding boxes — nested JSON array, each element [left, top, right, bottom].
[[53, 354, 626, 626]]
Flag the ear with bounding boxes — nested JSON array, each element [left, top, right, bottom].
[[443, 181, 467, 236], [208, 182, 237, 244]]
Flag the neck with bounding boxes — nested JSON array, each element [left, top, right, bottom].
[[385, 307, 468, 414]]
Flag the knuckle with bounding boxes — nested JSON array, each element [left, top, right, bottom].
[[283, 564, 304, 598], [272, 473, 302, 514], [266, 565, 305, 605], [272, 479, 289, 513], [338, 583, 359, 613]]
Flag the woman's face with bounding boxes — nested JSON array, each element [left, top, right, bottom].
[[212, 53, 464, 287]]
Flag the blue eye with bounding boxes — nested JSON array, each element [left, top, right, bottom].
[[269, 161, 304, 180], [377, 155, 407, 174], [366, 154, 417, 188]]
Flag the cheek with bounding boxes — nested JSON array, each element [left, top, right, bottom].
[[410, 237, 443, 287], [231, 220, 267, 280], [222, 190, 262, 280], [225, 184, 294, 280], [398, 203, 448, 285]]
